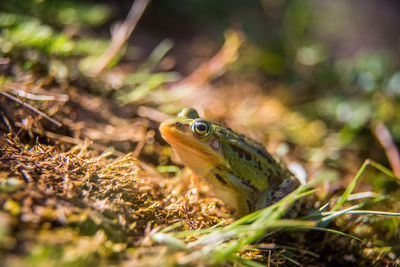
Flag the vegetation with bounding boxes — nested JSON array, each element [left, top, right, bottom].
[[1, 0, 400, 265]]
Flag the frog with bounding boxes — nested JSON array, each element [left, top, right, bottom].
[[159, 107, 301, 218]]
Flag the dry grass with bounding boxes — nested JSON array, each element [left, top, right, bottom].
[[0, 88, 231, 265]]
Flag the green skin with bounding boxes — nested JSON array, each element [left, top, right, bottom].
[[160, 108, 301, 218]]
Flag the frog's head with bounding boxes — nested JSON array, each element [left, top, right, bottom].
[[159, 108, 225, 175]]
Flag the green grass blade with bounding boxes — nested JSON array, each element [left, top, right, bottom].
[[281, 253, 301, 266], [284, 227, 362, 241], [278, 244, 320, 258], [323, 210, 400, 216], [321, 204, 361, 222], [333, 159, 370, 211], [333, 159, 399, 211], [369, 160, 399, 179], [229, 254, 266, 267], [152, 233, 190, 251], [158, 221, 183, 233]]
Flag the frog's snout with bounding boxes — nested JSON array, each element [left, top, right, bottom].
[[159, 120, 171, 138], [160, 119, 189, 136]]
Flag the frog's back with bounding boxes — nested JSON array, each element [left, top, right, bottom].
[[214, 124, 300, 208]]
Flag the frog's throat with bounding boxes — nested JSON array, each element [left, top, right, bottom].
[[161, 131, 221, 163]]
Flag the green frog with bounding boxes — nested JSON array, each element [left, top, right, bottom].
[[159, 108, 301, 218]]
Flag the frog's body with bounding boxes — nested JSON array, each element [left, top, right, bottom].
[[159, 108, 301, 218]]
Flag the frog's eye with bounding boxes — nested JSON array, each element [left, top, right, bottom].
[[192, 120, 211, 137]]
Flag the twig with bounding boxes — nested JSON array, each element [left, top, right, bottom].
[[373, 123, 400, 177], [19, 169, 33, 183], [137, 106, 171, 122], [91, 0, 151, 75], [173, 30, 243, 90], [8, 87, 69, 102], [0, 90, 62, 128], [2, 114, 13, 132], [14, 122, 125, 157]]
